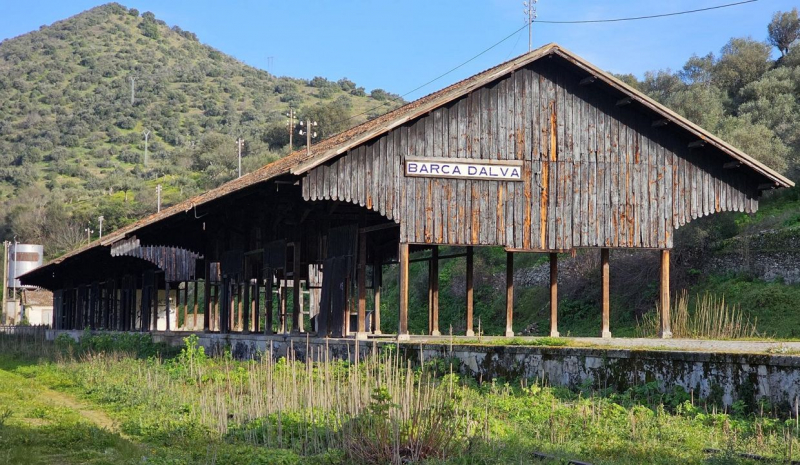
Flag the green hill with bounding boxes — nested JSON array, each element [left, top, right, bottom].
[[0, 3, 402, 256]]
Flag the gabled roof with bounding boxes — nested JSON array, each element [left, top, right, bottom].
[[29, 43, 795, 270]]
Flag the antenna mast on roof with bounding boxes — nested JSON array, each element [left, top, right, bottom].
[[523, 0, 538, 52]]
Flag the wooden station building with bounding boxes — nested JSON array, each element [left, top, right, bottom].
[[21, 44, 793, 340]]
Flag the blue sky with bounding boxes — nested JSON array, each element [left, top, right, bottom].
[[0, 1, 796, 100]]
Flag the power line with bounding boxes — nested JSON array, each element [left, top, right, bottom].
[[326, 22, 530, 130], [317, 0, 757, 140], [536, 0, 757, 24]]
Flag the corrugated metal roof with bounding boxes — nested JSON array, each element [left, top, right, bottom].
[[32, 43, 795, 270]]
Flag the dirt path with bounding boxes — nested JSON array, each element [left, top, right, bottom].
[[38, 387, 119, 433]]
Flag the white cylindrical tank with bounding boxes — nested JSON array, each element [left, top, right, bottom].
[[7, 243, 44, 289]]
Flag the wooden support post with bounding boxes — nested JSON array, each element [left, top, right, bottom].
[[279, 281, 287, 334], [228, 281, 235, 333], [253, 279, 260, 333], [151, 276, 158, 332], [236, 282, 243, 332], [292, 243, 301, 333], [356, 234, 368, 339], [242, 278, 250, 334], [505, 251, 514, 337], [183, 282, 189, 330], [213, 284, 220, 332], [430, 246, 440, 336], [659, 249, 672, 339], [601, 248, 611, 339], [373, 260, 382, 335], [466, 246, 474, 337], [398, 243, 410, 340], [549, 252, 560, 338], [203, 263, 211, 332], [193, 280, 199, 330], [165, 281, 171, 331], [265, 269, 274, 335]]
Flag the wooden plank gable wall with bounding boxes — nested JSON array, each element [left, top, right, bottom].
[[301, 58, 758, 250]]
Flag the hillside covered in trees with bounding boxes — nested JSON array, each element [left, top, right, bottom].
[[0, 3, 402, 257]]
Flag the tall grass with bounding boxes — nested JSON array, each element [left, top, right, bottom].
[[637, 290, 762, 339], [70, 338, 472, 464]]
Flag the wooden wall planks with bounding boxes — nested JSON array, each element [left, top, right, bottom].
[[302, 61, 758, 250]]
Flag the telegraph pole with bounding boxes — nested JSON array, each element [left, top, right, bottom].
[[286, 108, 297, 148], [129, 76, 137, 105], [523, 1, 538, 52], [98, 216, 104, 239], [85, 227, 93, 245], [298, 119, 318, 155], [156, 184, 162, 212], [143, 130, 150, 167], [236, 138, 244, 178]]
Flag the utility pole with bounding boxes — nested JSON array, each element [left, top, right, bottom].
[[129, 76, 137, 105], [143, 130, 150, 167], [156, 184, 162, 212], [298, 119, 318, 155], [85, 227, 93, 245], [98, 216, 104, 239], [236, 138, 244, 178], [1, 240, 9, 325], [523, 0, 538, 52], [286, 108, 297, 148]]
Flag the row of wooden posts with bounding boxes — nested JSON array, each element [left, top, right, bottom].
[[394, 245, 672, 339], [55, 244, 672, 339]]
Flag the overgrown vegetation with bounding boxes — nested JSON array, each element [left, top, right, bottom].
[[636, 290, 762, 339], [3, 333, 800, 464]]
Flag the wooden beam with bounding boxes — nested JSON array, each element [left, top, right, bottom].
[[579, 75, 597, 86], [356, 234, 368, 339], [398, 243, 410, 340], [549, 253, 559, 338], [193, 280, 199, 330], [615, 97, 633, 106], [659, 249, 672, 339], [505, 251, 514, 337], [183, 281, 189, 330], [253, 279, 260, 333], [758, 182, 778, 191], [264, 268, 274, 335], [601, 248, 611, 339], [688, 140, 706, 149], [651, 118, 670, 127], [165, 281, 172, 332], [360, 223, 400, 234], [431, 246, 440, 336], [373, 260, 382, 335], [291, 242, 301, 333], [242, 277, 250, 334], [465, 246, 474, 337]]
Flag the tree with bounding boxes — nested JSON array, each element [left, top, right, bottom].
[[679, 53, 715, 85], [640, 70, 683, 104], [717, 116, 790, 174], [713, 38, 772, 95], [768, 8, 800, 56]]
